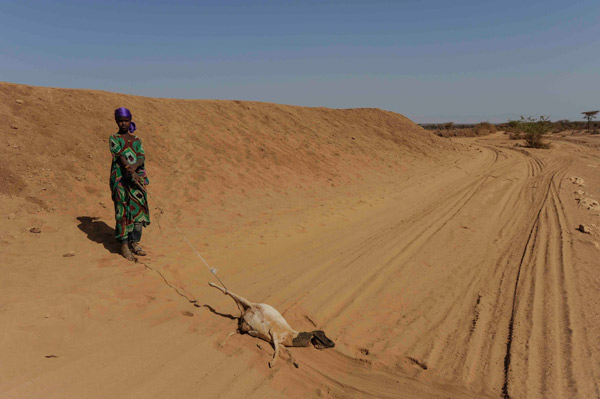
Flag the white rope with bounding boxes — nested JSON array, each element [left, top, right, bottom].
[[143, 187, 230, 290], [101, 169, 236, 306]]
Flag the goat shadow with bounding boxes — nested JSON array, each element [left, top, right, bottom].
[[76, 216, 120, 254], [203, 304, 238, 320]]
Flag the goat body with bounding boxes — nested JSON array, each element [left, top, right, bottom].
[[209, 282, 334, 367]]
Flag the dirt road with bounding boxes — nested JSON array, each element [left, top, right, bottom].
[[209, 133, 598, 398]]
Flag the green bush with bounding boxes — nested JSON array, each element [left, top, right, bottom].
[[509, 116, 551, 148]]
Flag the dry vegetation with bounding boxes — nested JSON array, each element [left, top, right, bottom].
[[422, 122, 497, 137], [423, 119, 600, 141]]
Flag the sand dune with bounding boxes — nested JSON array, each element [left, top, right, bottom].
[[1, 82, 599, 398]]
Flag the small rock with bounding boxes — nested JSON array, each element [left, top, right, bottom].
[[577, 224, 591, 234], [29, 227, 41, 233], [577, 197, 600, 210], [10, 124, 18, 130], [15, 99, 23, 104], [570, 177, 585, 186], [63, 252, 75, 257], [7, 213, 15, 220], [181, 311, 194, 317]]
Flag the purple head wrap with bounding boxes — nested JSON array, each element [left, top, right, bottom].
[[114, 107, 136, 133]]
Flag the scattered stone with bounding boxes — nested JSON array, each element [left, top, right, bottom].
[[15, 99, 23, 104], [63, 252, 75, 257], [574, 190, 585, 196], [577, 197, 600, 210], [7, 213, 15, 220], [577, 224, 591, 234], [569, 177, 585, 186], [29, 227, 41, 233], [10, 124, 18, 130]]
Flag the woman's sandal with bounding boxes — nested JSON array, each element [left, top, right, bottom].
[[130, 243, 147, 256]]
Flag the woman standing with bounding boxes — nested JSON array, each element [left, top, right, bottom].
[[109, 107, 150, 260]]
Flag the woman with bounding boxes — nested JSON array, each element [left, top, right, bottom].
[[109, 107, 150, 260]]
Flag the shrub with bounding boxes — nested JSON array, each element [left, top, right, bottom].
[[509, 116, 551, 148], [556, 119, 571, 132], [508, 132, 522, 140], [473, 122, 496, 135]]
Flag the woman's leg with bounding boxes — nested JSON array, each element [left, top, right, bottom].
[[129, 223, 146, 256], [114, 187, 135, 261], [130, 222, 142, 242]]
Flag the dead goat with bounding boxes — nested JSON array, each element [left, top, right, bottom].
[[209, 282, 335, 368]]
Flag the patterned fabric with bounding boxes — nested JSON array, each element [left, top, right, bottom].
[[109, 133, 150, 241]]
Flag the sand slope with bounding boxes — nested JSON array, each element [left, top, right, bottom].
[[1, 83, 599, 398]]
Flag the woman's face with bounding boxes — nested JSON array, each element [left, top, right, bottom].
[[117, 117, 131, 132]]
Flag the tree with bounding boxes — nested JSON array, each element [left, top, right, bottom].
[[581, 110, 599, 133]]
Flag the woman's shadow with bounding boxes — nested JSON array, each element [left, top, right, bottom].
[[76, 216, 120, 254]]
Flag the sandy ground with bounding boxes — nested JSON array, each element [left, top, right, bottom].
[[1, 83, 599, 398]]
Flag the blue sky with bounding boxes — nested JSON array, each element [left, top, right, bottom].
[[1, 0, 599, 123]]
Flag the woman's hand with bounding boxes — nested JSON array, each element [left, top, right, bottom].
[[130, 171, 143, 186], [125, 164, 136, 174]]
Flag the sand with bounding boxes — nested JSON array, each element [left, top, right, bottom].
[[1, 82, 599, 398]]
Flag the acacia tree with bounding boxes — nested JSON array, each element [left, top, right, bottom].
[[582, 110, 599, 133]]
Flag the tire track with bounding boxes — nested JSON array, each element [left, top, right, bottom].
[[504, 167, 598, 398], [500, 169, 557, 399], [272, 150, 500, 317]]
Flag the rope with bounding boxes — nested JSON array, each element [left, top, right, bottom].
[[133, 178, 242, 314], [102, 158, 241, 313], [133, 178, 230, 291], [146, 189, 230, 291]]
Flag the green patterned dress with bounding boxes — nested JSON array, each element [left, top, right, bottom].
[[109, 133, 150, 241]]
